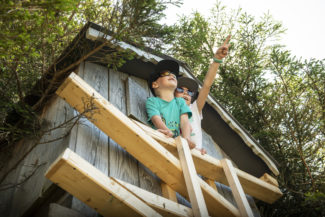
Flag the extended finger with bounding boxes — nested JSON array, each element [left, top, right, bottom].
[[223, 35, 231, 46]]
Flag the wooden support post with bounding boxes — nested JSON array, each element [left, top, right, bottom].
[[161, 182, 177, 203], [221, 159, 254, 217], [176, 137, 209, 217]]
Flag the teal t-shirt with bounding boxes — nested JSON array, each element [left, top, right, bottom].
[[146, 97, 192, 137]]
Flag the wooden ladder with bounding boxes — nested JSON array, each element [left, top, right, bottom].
[[168, 136, 254, 217], [175, 136, 209, 217]]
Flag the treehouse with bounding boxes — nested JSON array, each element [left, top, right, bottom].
[[0, 22, 282, 217]]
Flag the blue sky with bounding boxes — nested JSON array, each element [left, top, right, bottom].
[[162, 0, 325, 60]]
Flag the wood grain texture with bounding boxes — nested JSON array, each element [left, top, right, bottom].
[[126, 75, 150, 123], [126, 75, 162, 195], [108, 69, 139, 186], [221, 159, 254, 217], [176, 137, 209, 217], [8, 95, 75, 217], [114, 178, 193, 217], [45, 148, 161, 217], [71, 62, 109, 216], [133, 119, 282, 204]]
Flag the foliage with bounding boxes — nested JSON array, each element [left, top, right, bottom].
[[0, 0, 180, 149], [167, 1, 325, 216]]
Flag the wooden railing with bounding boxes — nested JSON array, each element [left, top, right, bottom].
[[45, 72, 282, 217]]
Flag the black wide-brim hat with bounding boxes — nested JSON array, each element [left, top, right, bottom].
[[148, 59, 180, 96], [177, 77, 199, 102]]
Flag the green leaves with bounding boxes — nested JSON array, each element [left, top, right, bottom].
[[0, 0, 180, 147], [167, 1, 324, 216]]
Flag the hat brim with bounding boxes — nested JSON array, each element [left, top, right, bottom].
[[155, 59, 179, 75], [177, 77, 198, 93], [177, 77, 199, 103]]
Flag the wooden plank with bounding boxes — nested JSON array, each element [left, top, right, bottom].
[[45, 148, 161, 217], [114, 178, 193, 217], [71, 62, 109, 216], [215, 183, 262, 217], [0, 140, 34, 217], [108, 69, 140, 186], [56, 72, 240, 217], [260, 173, 279, 187], [176, 137, 209, 217], [126, 75, 150, 123], [132, 119, 227, 182], [133, 119, 282, 204], [66, 62, 85, 153], [74, 61, 109, 174], [161, 182, 177, 202], [9, 95, 75, 217], [235, 169, 281, 204], [197, 178, 239, 217], [221, 159, 254, 217], [126, 75, 162, 195]]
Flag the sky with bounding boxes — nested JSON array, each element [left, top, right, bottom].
[[162, 0, 325, 60]]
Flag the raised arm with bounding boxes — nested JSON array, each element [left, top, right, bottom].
[[196, 35, 231, 113]]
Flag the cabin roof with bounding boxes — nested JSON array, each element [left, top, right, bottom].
[[18, 22, 279, 177]]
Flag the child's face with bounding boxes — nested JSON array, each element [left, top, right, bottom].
[[152, 71, 177, 90], [175, 87, 192, 105]]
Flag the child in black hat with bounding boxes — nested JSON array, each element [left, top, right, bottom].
[[146, 60, 196, 149]]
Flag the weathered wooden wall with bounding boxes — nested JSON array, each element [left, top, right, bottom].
[[0, 61, 260, 217], [0, 89, 76, 217]]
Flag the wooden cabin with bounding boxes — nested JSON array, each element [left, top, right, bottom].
[[0, 22, 282, 217]]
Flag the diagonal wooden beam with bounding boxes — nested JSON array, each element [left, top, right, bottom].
[[221, 159, 254, 217], [45, 148, 161, 217], [176, 137, 209, 217], [133, 119, 283, 204], [56, 72, 240, 217], [113, 178, 193, 217]]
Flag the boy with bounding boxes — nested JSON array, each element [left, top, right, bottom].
[[146, 59, 196, 149], [175, 35, 231, 154]]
